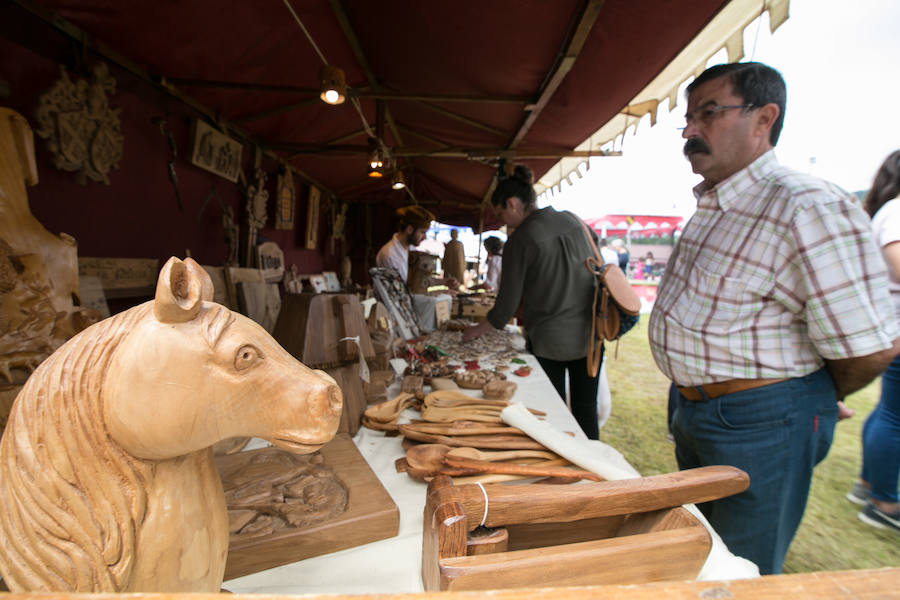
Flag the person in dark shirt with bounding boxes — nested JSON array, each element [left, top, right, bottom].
[[463, 164, 601, 438]]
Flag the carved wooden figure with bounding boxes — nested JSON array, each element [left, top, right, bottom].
[[1, 107, 98, 426], [0, 257, 343, 592]]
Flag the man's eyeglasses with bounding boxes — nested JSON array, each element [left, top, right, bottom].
[[680, 104, 755, 130]]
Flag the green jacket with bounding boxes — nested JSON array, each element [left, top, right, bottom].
[[487, 207, 596, 361]]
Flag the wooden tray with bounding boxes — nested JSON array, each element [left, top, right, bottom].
[[218, 434, 399, 580], [422, 466, 749, 591]]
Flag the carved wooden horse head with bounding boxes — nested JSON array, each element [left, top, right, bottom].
[[0, 257, 343, 592]]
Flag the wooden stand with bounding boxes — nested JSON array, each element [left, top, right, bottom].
[[422, 466, 749, 591], [218, 434, 399, 580], [273, 293, 375, 435]]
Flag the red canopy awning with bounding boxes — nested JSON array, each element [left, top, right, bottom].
[[584, 214, 684, 238]]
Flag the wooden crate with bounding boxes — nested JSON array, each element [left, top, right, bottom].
[[422, 466, 749, 591]]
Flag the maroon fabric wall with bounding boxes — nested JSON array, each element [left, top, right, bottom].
[[0, 37, 361, 283]]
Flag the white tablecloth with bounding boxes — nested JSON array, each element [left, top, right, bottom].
[[224, 350, 756, 595]]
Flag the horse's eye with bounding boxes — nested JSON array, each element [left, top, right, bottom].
[[234, 345, 261, 370]]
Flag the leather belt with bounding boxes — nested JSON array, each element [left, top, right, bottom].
[[677, 378, 789, 401]]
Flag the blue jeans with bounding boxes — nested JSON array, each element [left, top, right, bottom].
[[672, 369, 837, 575], [861, 355, 900, 504]]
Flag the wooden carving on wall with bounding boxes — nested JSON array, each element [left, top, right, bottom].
[[245, 166, 268, 267], [330, 201, 347, 254], [33, 63, 123, 185], [0, 107, 98, 428], [190, 119, 242, 182], [0, 257, 343, 592], [275, 167, 295, 230], [305, 185, 320, 250], [223, 203, 239, 267]]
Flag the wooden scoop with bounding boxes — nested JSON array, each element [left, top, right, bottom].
[[443, 456, 603, 482], [364, 392, 416, 423]]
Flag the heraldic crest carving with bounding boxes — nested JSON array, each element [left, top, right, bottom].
[[34, 62, 123, 185]]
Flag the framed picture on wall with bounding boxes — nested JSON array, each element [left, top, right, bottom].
[[322, 271, 340, 292], [305, 185, 320, 250], [309, 274, 327, 294]]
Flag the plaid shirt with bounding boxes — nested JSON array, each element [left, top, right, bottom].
[[649, 150, 899, 386]]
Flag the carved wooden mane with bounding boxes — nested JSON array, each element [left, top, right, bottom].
[[0, 305, 152, 591]]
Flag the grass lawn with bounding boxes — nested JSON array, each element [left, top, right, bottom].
[[601, 318, 900, 573]]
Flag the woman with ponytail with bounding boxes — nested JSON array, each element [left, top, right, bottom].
[[463, 163, 602, 439]]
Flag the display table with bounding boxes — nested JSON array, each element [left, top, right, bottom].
[[224, 351, 753, 595]]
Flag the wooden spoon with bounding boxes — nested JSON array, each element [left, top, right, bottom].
[[421, 406, 504, 423], [405, 444, 481, 477], [446, 447, 560, 462], [400, 421, 526, 436], [442, 455, 603, 481]]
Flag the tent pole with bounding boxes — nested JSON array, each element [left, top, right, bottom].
[[477, 205, 485, 286]]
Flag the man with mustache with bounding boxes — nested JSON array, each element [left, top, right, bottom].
[[648, 62, 900, 574]]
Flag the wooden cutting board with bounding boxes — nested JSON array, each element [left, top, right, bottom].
[[217, 433, 399, 580]]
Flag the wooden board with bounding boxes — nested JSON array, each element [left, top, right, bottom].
[[201, 265, 232, 309], [273, 293, 375, 368], [224, 267, 264, 315], [77, 275, 110, 318], [325, 363, 367, 436], [3, 568, 900, 598], [236, 281, 281, 334], [218, 434, 398, 580], [78, 257, 159, 298]]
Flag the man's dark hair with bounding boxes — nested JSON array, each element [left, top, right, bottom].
[[864, 150, 900, 218], [483, 236, 504, 255], [491, 164, 536, 209], [686, 62, 786, 146]]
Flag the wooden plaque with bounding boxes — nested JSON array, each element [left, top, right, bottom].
[[218, 434, 399, 580], [274, 169, 295, 230], [256, 241, 285, 283], [322, 271, 340, 292], [190, 119, 242, 182]]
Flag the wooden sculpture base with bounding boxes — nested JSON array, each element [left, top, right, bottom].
[[217, 434, 399, 580], [422, 466, 750, 591]]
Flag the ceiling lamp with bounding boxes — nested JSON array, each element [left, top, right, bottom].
[[391, 170, 406, 190], [367, 137, 384, 178], [319, 65, 346, 105]]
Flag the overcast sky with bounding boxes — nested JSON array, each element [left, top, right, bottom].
[[544, 0, 900, 221]]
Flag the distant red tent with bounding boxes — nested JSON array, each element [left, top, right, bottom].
[[584, 215, 685, 239]]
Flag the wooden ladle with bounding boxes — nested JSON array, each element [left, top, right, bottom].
[[406, 444, 481, 477]]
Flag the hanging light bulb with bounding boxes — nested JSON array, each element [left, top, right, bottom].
[[391, 170, 406, 190], [366, 137, 384, 178], [319, 65, 346, 105]]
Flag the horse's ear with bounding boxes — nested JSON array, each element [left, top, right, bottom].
[[154, 257, 205, 323], [184, 257, 214, 301]]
